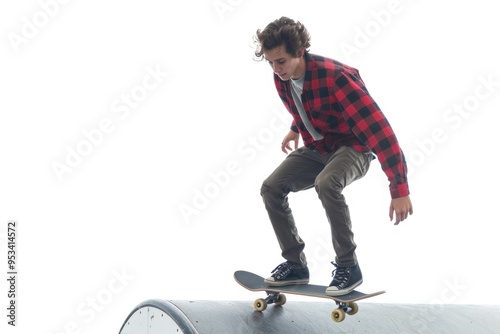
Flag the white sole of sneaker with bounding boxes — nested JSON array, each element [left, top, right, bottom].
[[264, 278, 309, 287], [325, 279, 363, 296]]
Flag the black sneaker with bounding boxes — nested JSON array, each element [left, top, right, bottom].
[[325, 262, 363, 296], [264, 261, 309, 286]]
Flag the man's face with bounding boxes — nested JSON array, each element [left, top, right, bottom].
[[263, 45, 303, 81]]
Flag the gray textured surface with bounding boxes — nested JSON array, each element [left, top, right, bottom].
[[119, 299, 500, 334]]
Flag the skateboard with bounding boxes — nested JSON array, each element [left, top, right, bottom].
[[234, 270, 385, 322]]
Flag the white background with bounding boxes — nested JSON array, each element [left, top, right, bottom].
[[1, 0, 499, 333]]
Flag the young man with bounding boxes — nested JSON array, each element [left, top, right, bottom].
[[254, 17, 413, 296]]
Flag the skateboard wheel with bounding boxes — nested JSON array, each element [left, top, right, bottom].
[[331, 308, 346, 322], [347, 302, 358, 315], [253, 298, 267, 312], [275, 293, 287, 306]]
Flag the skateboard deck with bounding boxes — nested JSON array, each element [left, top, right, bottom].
[[234, 270, 385, 322]]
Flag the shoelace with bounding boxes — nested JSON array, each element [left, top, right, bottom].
[[331, 262, 351, 286], [271, 262, 294, 280]]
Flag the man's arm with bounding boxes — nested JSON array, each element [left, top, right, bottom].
[[333, 72, 409, 198], [333, 72, 413, 223]]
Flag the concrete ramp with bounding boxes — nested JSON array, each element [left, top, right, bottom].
[[119, 299, 500, 334]]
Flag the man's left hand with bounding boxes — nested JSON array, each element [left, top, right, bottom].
[[389, 196, 413, 225]]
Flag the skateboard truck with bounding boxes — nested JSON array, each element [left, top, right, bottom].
[[331, 300, 359, 322], [253, 291, 287, 312]]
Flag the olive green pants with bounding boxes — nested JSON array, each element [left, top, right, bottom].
[[261, 146, 372, 267]]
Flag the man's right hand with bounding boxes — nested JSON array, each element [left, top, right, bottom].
[[281, 130, 300, 154]]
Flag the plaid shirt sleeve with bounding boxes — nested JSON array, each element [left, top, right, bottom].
[[333, 72, 409, 198]]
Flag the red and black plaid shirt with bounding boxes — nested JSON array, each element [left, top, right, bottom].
[[274, 53, 409, 198]]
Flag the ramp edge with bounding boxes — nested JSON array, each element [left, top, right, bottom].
[[118, 299, 199, 334]]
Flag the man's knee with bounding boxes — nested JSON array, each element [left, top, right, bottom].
[[261, 178, 276, 198], [314, 173, 344, 196]]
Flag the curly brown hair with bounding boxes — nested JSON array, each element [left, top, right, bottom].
[[254, 17, 311, 60]]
